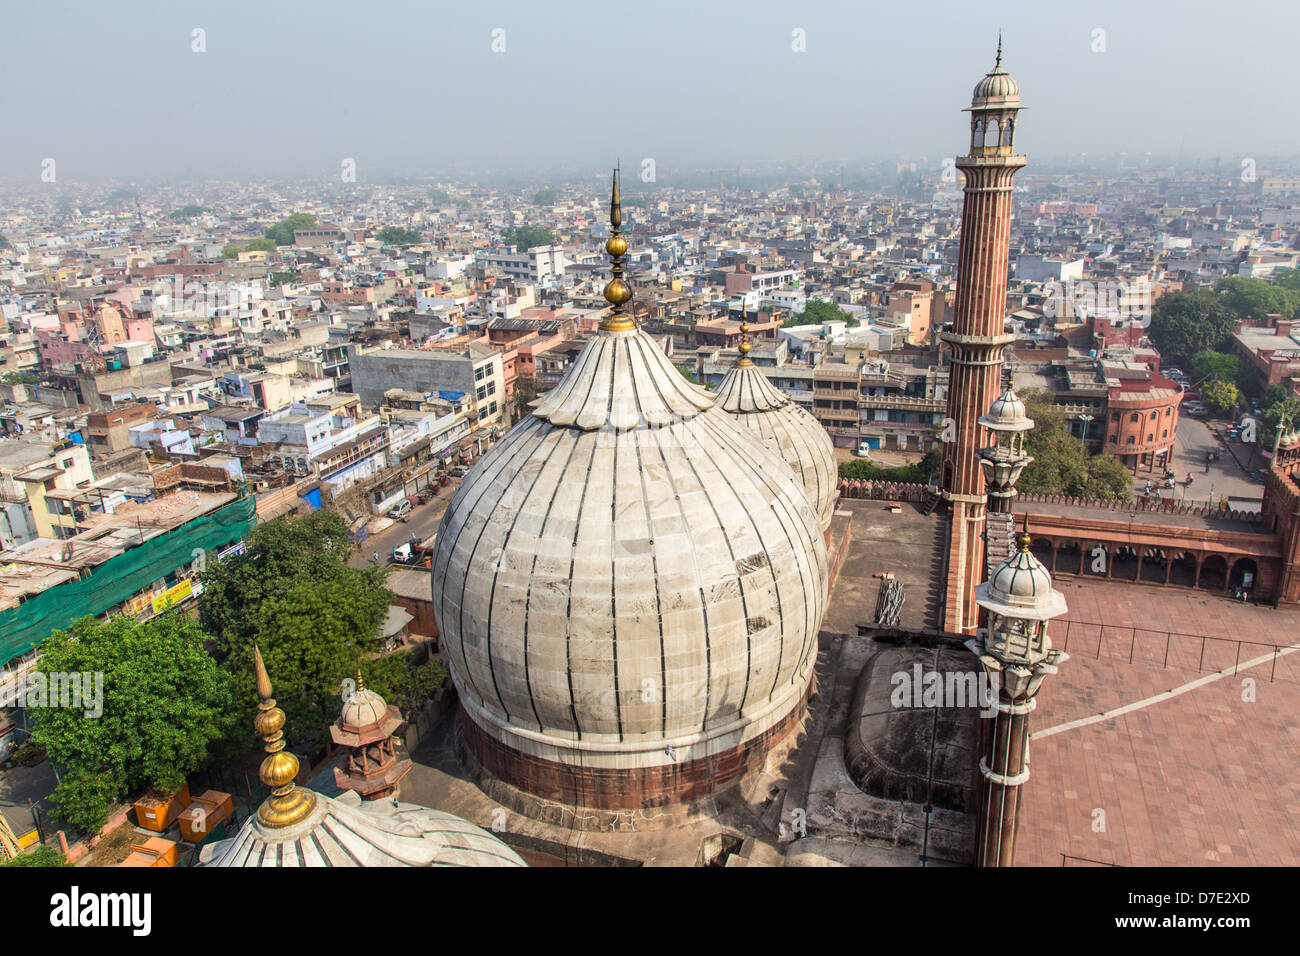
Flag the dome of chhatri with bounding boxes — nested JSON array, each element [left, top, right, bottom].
[[339, 685, 390, 731], [971, 69, 1019, 106], [430, 171, 828, 802], [714, 347, 838, 534], [978, 382, 1033, 433], [970, 37, 1021, 109], [975, 531, 1067, 621]]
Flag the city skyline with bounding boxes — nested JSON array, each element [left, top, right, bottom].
[[2, 0, 1298, 183]]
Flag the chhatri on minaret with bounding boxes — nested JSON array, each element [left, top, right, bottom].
[[941, 39, 1027, 635], [713, 318, 839, 541], [430, 167, 828, 811]]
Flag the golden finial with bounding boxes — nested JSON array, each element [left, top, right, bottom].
[[600, 165, 634, 333], [252, 644, 317, 829], [1016, 513, 1030, 553], [736, 309, 753, 368], [994, 31, 1003, 71]]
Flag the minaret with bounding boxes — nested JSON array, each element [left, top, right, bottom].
[[942, 39, 1026, 634], [968, 519, 1067, 866]]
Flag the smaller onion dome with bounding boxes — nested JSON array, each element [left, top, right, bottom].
[[339, 685, 391, 732], [969, 36, 1022, 110], [976, 527, 1066, 621], [714, 323, 838, 533], [978, 381, 1033, 433]]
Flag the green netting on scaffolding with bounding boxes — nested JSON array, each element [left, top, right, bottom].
[[0, 495, 257, 662]]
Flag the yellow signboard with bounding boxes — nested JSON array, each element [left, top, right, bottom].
[[151, 579, 194, 614]]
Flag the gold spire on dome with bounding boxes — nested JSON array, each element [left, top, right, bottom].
[[1016, 514, 1031, 553], [736, 313, 754, 368], [252, 644, 316, 829], [599, 165, 635, 333]]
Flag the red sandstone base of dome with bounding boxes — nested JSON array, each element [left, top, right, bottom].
[[458, 682, 812, 811]]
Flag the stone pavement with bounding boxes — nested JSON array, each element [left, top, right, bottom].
[[1016, 578, 1300, 866]]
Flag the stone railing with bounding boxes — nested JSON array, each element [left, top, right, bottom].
[[834, 480, 1271, 526], [837, 479, 932, 502], [1015, 491, 1269, 525]]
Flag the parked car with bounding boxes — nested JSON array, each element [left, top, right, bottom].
[[855, 440, 875, 458], [450, 464, 471, 478], [1163, 367, 1184, 379], [1183, 400, 1207, 417], [388, 500, 413, 520]]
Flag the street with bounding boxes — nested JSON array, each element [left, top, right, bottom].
[[1136, 415, 1264, 507], [347, 481, 460, 569]]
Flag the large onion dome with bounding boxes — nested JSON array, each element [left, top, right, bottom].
[[430, 170, 828, 807], [714, 327, 838, 534]]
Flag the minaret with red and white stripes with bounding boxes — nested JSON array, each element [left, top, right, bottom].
[[941, 39, 1026, 635]]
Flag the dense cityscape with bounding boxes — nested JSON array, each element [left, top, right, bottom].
[[0, 3, 1291, 932]]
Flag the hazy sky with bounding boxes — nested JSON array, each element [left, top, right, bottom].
[[2, 0, 1296, 183]]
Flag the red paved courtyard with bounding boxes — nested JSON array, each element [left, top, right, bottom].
[[1016, 579, 1300, 866]]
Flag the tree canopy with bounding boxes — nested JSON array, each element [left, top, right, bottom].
[[198, 511, 393, 752], [786, 297, 857, 328], [1201, 377, 1240, 414], [1017, 390, 1133, 501], [376, 226, 422, 246], [428, 188, 452, 206], [1147, 288, 1237, 365], [168, 204, 205, 220], [1187, 349, 1240, 387], [264, 213, 318, 246], [30, 614, 237, 835], [532, 188, 558, 205], [501, 225, 556, 250]]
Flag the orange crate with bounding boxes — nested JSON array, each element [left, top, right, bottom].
[[133, 782, 191, 832], [178, 790, 233, 843], [120, 836, 178, 867]]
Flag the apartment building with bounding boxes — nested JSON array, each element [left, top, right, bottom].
[[348, 341, 505, 426], [0, 438, 94, 546]]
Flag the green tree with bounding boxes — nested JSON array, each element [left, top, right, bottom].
[[1148, 289, 1238, 365], [1016, 390, 1132, 501], [428, 189, 452, 206], [500, 225, 556, 250], [786, 298, 855, 328], [264, 213, 318, 246], [1, 845, 71, 867], [376, 226, 422, 246], [30, 614, 237, 835], [1260, 393, 1300, 448], [1186, 349, 1241, 390], [1215, 276, 1299, 321], [270, 271, 300, 286], [169, 204, 205, 220], [1201, 376, 1240, 414], [533, 188, 558, 205], [361, 653, 448, 718], [199, 512, 392, 752]]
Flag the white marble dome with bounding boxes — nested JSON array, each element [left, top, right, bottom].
[[431, 325, 828, 776], [714, 359, 838, 534], [200, 789, 526, 867]]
